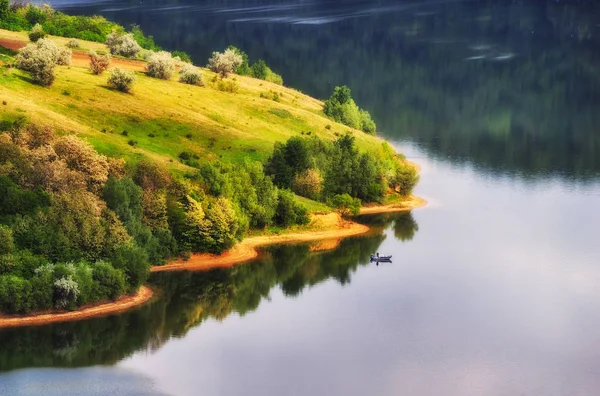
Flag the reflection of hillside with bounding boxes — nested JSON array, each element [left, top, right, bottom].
[[0, 213, 419, 371], [60, 0, 600, 180]]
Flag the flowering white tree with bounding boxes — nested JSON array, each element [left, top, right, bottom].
[[146, 51, 175, 80], [179, 63, 203, 86], [16, 39, 71, 86], [106, 31, 141, 57], [208, 48, 243, 78]]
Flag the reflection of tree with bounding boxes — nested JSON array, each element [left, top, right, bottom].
[[393, 213, 419, 242], [0, 215, 416, 371], [60, 0, 600, 181]]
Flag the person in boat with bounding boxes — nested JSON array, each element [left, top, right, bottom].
[[376, 253, 379, 258]]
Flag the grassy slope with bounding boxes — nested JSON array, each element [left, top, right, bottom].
[[0, 30, 397, 212]]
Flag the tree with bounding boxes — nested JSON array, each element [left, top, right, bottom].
[[251, 59, 268, 80], [0, 226, 14, 255], [179, 64, 203, 86], [88, 50, 111, 75], [107, 68, 136, 93], [274, 190, 309, 227], [53, 135, 110, 193], [0, 0, 9, 19], [146, 51, 175, 80], [208, 48, 243, 78], [329, 194, 361, 217], [106, 31, 141, 57], [293, 168, 323, 200], [16, 39, 60, 86], [28, 23, 46, 42]]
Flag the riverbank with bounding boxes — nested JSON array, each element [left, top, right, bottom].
[[0, 195, 424, 328], [0, 286, 153, 328], [152, 194, 426, 272]]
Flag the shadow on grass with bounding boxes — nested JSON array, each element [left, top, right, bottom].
[[100, 84, 135, 95]]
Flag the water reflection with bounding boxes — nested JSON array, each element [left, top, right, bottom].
[[54, 0, 600, 181], [0, 213, 417, 372]]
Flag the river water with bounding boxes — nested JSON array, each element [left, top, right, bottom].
[[2, 1, 600, 395]]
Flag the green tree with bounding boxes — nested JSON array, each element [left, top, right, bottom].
[[329, 194, 361, 217]]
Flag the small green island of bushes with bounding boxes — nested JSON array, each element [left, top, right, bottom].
[[0, 2, 418, 316]]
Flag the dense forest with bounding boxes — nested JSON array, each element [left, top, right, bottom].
[[0, 213, 418, 371]]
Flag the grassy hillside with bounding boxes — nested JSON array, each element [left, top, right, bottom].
[[0, 29, 393, 185]]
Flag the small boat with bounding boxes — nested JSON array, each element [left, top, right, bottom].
[[370, 254, 392, 262]]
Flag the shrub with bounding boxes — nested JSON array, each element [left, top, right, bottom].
[[216, 79, 239, 93], [106, 31, 141, 57], [88, 50, 111, 75], [66, 38, 80, 49], [16, 39, 60, 86], [28, 23, 46, 42], [266, 69, 283, 85], [146, 51, 175, 80], [179, 64, 203, 86], [208, 48, 243, 78], [107, 68, 135, 93]]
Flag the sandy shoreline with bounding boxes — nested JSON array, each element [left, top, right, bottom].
[[153, 195, 426, 273], [0, 286, 153, 328]]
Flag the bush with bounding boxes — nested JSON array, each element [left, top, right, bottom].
[[107, 68, 135, 93], [88, 50, 111, 75], [16, 38, 60, 86], [146, 51, 175, 80], [179, 64, 203, 86], [216, 79, 239, 93], [28, 23, 46, 42], [66, 38, 80, 49], [208, 48, 243, 78], [106, 31, 141, 57]]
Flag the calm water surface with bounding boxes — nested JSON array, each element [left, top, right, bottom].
[[2, 1, 600, 395]]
